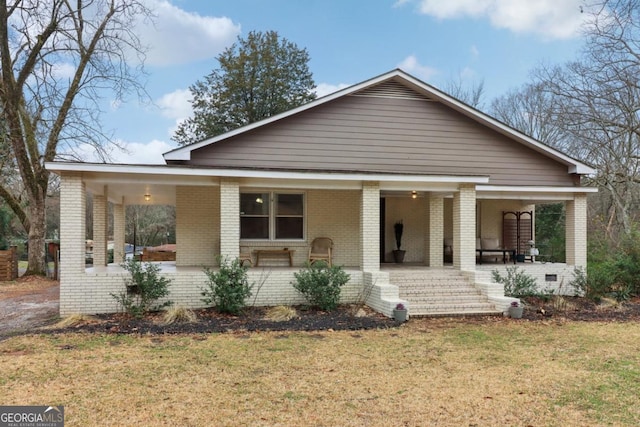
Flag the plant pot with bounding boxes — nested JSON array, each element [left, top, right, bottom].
[[392, 250, 406, 263], [509, 305, 524, 319], [516, 254, 525, 263], [393, 309, 408, 322]]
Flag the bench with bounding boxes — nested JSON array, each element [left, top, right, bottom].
[[476, 248, 516, 265], [255, 249, 295, 266]]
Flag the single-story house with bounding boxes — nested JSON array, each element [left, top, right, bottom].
[[46, 69, 596, 317]]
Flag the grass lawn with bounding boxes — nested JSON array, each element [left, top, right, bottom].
[[1, 319, 639, 426]]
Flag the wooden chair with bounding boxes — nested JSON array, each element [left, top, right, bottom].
[[239, 246, 253, 266], [308, 237, 333, 267]]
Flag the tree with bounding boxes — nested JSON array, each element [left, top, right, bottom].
[[490, 82, 566, 149], [0, 0, 150, 275], [532, 0, 640, 240], [173, 30, 316, 146], [442, 75, 485, 109]]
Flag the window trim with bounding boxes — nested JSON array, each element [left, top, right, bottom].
[[240, 190, 306, 241]]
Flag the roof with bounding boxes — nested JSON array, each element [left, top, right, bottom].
[[163, 69, 595, 175]]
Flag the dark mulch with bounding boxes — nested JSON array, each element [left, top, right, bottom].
[[520, 296, 640, 322], [47, 305, 399, 336]]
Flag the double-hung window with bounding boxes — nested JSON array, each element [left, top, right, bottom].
[[240, 192, 304, 240]]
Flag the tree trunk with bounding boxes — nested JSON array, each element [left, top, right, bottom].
[[24, 195, 46, 276]]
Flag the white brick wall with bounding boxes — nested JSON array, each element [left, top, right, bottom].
[[220, 179, 239, 260], [429, 195, 444, 267], [361, 182, 380, 271], [176, 185, 219, 266], [454, 184, 476, 271], [566, 195, 587, 268], [113, 202, 125, 263], [92, 192, 107, 266]]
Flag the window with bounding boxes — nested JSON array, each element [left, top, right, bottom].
[[240, 192, 304, 240]]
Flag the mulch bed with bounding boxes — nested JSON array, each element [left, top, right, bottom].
[[520, 295, 640, 322], [48, 305, 400, 336], [45, 296, 640, 337]]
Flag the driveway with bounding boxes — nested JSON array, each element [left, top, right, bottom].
[[0, 277, 59, 338]]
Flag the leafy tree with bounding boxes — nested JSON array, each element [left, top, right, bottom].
[[0, 0, 150, 274], [173, 30, 316, 146]]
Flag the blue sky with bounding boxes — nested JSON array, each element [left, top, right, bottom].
[[99, 0, 587, 164]]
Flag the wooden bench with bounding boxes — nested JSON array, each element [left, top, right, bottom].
[[255, 249, 295, 266]]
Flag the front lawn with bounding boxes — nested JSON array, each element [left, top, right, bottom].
[[1, 319, 639, 426]]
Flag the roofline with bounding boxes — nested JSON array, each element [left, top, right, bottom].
[[45, 161, 490, 184], [162, 69, 595, 176]]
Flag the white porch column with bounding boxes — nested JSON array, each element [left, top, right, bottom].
[[113, 200, 125, 263], [220, 179, 240, 261], [429, 195, 444, 267], [92, 187, 108, 266], [60, 172, 86, 276], [566, 194, 587, 268], [361, 181, 380, 271], [453, 184, 476, 271]]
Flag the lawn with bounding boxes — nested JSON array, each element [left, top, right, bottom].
[[1, 319, 639, 426]]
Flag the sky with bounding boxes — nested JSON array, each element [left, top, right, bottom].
[[97, 0, 588, 165]]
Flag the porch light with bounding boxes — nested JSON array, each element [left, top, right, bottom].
[[144, 193, 151, 201], [255, 197, 264, 204], [411, 191, 417, 199]]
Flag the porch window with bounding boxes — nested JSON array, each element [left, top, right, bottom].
[[240, 192, 304, 240]]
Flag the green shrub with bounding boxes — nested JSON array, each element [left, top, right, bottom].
[[492, 266, 538, 297], [292, 262, 350, 311], [201, 257, 252, 315], [111, 259, 172, 318]]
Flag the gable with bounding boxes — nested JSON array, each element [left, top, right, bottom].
[[182, 79, 574, 187]]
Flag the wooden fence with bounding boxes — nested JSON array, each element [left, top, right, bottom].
[[0, 246, 18, 281]]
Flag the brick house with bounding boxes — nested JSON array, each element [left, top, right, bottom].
[[46, 69, 595, 317]]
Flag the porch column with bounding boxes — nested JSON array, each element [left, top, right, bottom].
[[429, 195, 444, 267], [220, 179, 240, 260], [92, 187, 108, 267], [60, 172, 86, 277], [361, 181, 380, 271], [113, 199, 125, 263], [566, 194, 587, 268], [453, 184, 476, 271]]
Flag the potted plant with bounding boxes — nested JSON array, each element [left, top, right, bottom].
[[393, 220, 405, 263], [393, 303, 408, 322], [508, 300, 524, 319]]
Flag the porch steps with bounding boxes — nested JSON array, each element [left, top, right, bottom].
[[389, 270, 503, 317]]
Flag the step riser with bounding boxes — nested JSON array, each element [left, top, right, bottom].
[[390, 272, 501, 317]]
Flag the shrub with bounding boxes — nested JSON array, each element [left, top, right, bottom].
[[201, 257, 252, 315], [111, 259, 172, 318], [292, 262, 350, 311], [163, 306, 197, 324], [492, 266, 538, 297]]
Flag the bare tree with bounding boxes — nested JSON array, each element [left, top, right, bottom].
[[441, 75, 485, 109], [532, 0, 640, 238], [0, 0, 150, 274]]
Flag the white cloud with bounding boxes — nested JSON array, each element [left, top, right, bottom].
[[315, 83, 351, 97], [111, 139, 176, 164], [157, 89, 192, 120], [416, 0, 586, 39], [138, 0, 241, 66], [397, 55, 438, 81]]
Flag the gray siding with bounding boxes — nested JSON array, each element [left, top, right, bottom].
[[188, 91, 574, 186]]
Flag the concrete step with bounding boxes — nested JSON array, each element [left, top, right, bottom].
[[407, 295, 489, 304]]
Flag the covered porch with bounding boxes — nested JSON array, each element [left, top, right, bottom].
[[52, 163, 593, 317]]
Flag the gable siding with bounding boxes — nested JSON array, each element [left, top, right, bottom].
[[189, 94, 574, 186]]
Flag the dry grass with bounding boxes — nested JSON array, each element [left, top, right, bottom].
[[162, 306, 197, 325], [1, 319, 640, 426], [52, 314, 99, 329], [0, 276, 58, 298], [264, 305, 297, 321]]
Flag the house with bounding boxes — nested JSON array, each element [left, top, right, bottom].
[[46, 69, 596, 317]]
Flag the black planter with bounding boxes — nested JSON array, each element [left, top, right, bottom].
[[393, 250, 406, 263]]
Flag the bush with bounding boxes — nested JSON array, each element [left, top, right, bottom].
[[492, 266, 538, 297], [201, 257, 252, 315], [111, 259, 172, 318], [292, 262, 350, 311]]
